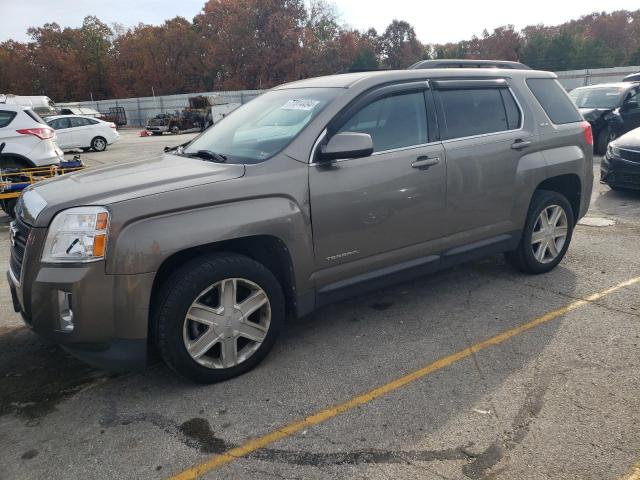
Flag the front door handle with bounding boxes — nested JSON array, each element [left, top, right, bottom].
[[511, 139, 532, 150], [412, 156, 440, 170]]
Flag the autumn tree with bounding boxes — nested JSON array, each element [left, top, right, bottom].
[[2, 6, 640, 100], [194, 0, 307, 90], [109, 17, 206, 97], [380, 20, 423, 68]]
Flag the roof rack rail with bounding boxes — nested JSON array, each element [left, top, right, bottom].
[[408, 59, 532, 70]]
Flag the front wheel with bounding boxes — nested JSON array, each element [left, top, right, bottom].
[[505, 190, 574, 274], [155, 253, 285, 383], [596, 127, 616, 155], [1, 199, 16, 218]]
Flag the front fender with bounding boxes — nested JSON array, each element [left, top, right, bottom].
[[106, 196, 315, 291]]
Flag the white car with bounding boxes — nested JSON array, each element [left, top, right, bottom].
[[0, 103, 63, 168], [46, 115, 120, 152]]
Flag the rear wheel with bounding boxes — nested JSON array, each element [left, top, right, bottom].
[[91, 136, 107, 152], [155, 253, 284, 383], [505, 190, 574, 274]]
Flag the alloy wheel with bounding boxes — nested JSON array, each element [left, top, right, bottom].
[[530, 205, 568, 264], [182, 278, 271, 369]]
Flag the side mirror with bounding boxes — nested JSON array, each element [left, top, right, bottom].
[[319, 132, 373, 161]]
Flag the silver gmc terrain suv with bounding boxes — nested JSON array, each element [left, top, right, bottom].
[[8, 67, 593, 383]]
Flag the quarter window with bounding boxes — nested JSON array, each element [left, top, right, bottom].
[[528, 78, 582, 124], [438, 88, 518, 140], [0, 110, 16, 128], [336, 91, 428, 153]]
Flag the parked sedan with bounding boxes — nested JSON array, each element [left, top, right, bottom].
[[601, 127, 640, 191], [569, 82, 640, 154], [46, 115, 119, 152]]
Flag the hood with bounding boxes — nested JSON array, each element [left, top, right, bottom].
[[612, 126, 640, 150], [29, 154, 245, 221]]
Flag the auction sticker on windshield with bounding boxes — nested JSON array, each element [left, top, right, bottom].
[[281, 99, 320, 111]]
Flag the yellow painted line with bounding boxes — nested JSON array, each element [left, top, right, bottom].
[[170, 276, 640, 480], [621, 460, 640, 480]]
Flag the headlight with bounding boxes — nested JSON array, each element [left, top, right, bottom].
[[607, 144, 621, 158], [42, 206, 110, 263]]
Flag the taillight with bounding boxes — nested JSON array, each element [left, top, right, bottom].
[[16, 127, 55, 140], [581, 121, 593, 146], [109, 123, 116, 129]]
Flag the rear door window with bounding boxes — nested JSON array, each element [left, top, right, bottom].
[[527, 78, 582, 124], [336, 91, 428, 152], [0, 110, 17, 128], [437, 88, 517, 139], [48, 117, 71, 129], [70, 117, 91, 127]]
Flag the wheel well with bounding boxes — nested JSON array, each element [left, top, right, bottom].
[[0, 154, 35, 169], [148, 235, 296, 342], [535, 174, 581, 222]]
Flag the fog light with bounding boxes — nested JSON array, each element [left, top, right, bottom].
[[58, 291, 74, 332]]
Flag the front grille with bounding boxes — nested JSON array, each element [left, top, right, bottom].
[[9, 216, 32, 282], [619, 148, 640, 163]]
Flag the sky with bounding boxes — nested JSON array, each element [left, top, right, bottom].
[[2, 0, 639, 45]]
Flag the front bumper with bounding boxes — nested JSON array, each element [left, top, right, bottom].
[[7, 242, 155, 371], [601, 153, 640, 190]]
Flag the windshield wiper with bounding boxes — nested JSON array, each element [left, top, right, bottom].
[[184, 150, 228, 163]]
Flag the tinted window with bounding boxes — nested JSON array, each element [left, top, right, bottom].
[[528, 78, 582, 124], [47, 117, 71, 129], [624, 91, 640, 110], [0, 110, 17, 128], [337, 91, 428, 152], [86, 118, 99, 125], [501, 90, 521, 130], [438, 88, 511, 139]]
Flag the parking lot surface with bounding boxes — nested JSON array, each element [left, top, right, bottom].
[[1, 130, 639, 480]]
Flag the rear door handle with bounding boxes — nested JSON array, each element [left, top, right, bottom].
[[511, 139, 532, 150], [412, 156, 440, 170]]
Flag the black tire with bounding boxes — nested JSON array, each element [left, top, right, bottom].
[[152, 132, 162, 136], [1, 199, 16, 218], [595, 127, 616, 155], [154, 253, 285, 383], [91, 136, 107, 152], [505, 190, 575, 274]]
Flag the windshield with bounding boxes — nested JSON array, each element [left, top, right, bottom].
[[184, 88, 341, 163], [569, 87, 625, 109]]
